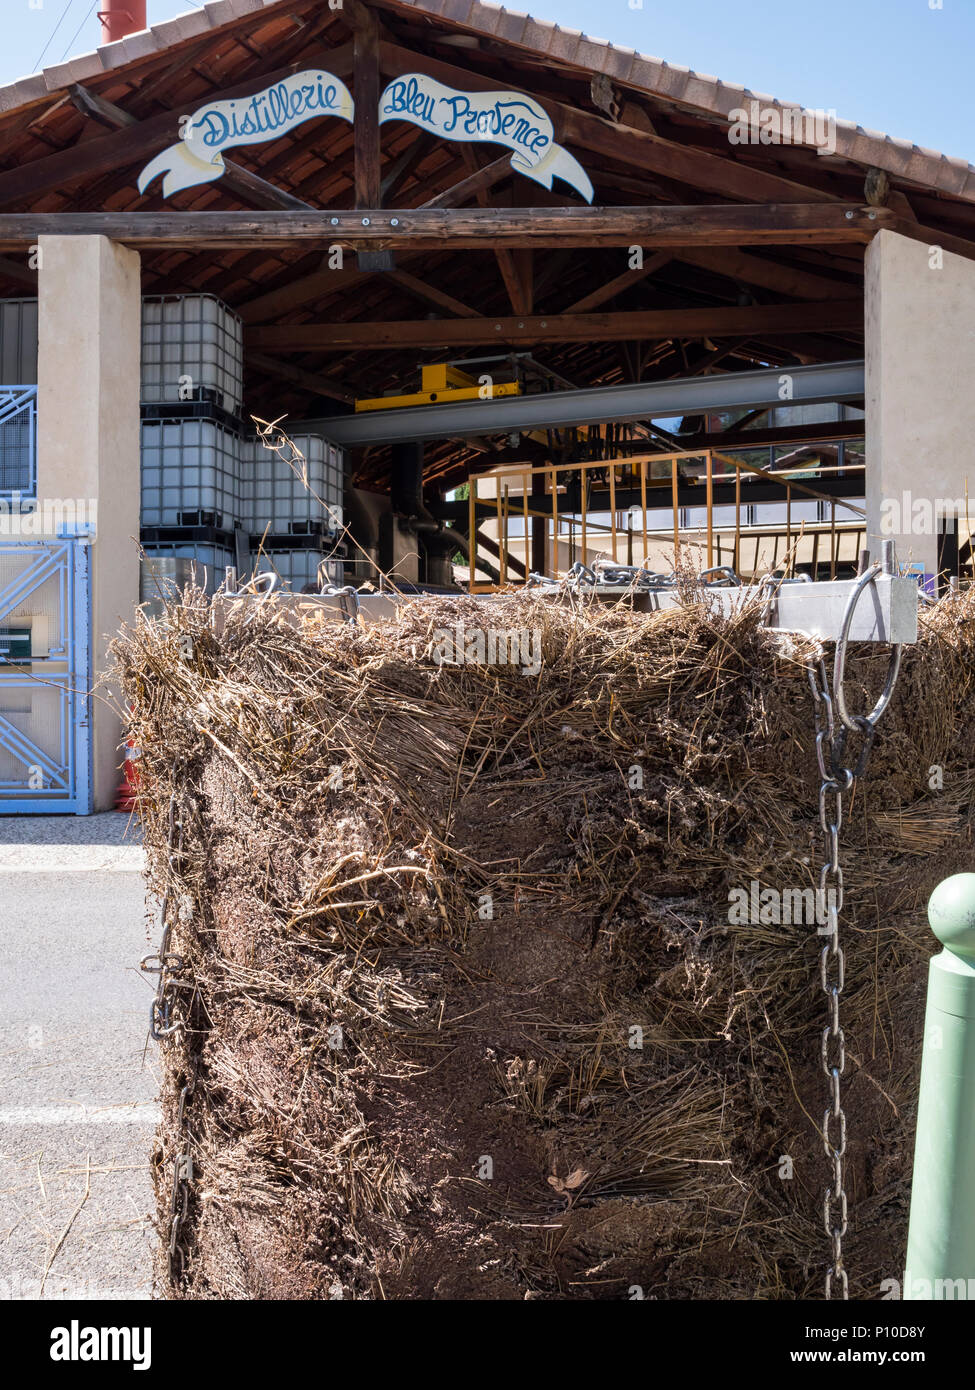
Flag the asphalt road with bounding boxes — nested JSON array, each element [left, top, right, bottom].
[[0, 814, 157, 1301]]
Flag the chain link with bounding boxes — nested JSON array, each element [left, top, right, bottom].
[[141, 795, 187, 1041], [140, 792, 195, 1282], [167, 1070, 196, 1281], [803, 562, 904, 1298], [806, 651, 851, 1300]]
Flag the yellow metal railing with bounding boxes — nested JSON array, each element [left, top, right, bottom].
[[466, 449, 867, 591]]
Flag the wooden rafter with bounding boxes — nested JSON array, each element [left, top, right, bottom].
[[386, 268, 479, 318], [419, 155, 511, 210], [674, 246, 860, 299], [0, 43, 354, 210], [564, 253, 673, 313], [378, 42, 846, 207], [380, 130, 434, 202], [67, 84, 313, 213], [247, 351, 353, 405], [236, 264, 370, 323], [246, 300, 863, 350]]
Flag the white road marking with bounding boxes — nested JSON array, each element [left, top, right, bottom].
[[0, 846, 144, 873], [0, 1106, 160, 1126]]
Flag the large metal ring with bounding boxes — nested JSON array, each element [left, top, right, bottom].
[[225, 571, 278, 601], [833, 563, 902, 733]]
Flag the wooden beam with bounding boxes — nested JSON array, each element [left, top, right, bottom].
[[246, 300, 863, 350], [67, 83, 131, 130], [419, 155, 511, 210], [494, 246, 530, 315], [674, 246, 859, 299], [565, 252, 672, 313], [0, 204, 889, 252], [386, 268, 480, 318], [457, 147, 531, 319], [509, 249, 533, 315], [379, 42, 845, 207], [353, 13, 381, 208], [212, 160, 314, 214], [892, 216, 975, 267], [0, 44, 354, 209], [380, 130, 432, 201], [247, 351, 353, 405], [67, 83, 315, 213], [237, 265, 368, 323]]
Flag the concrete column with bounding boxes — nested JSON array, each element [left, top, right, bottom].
[[865, 229, 975, 580], [36, 235, 141, 811]]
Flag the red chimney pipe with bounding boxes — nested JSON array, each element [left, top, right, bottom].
[[97, 1, 148, 45]]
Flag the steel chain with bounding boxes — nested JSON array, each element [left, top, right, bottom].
[[140, 793, 195, 1281], [805, 561, 902, 1299], [141, 795, 187, 1041], [806, 649, 851, 1300], [167, 1069, 196, 1281]]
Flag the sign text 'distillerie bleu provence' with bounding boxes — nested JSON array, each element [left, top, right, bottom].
[[138, 71, 355, 198], [379, 74, 593, 203]]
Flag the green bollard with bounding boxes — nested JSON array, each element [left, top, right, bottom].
[[904, 873, 975, 1300]]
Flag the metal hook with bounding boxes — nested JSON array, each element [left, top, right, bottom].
[[833, 563, 903, 733]]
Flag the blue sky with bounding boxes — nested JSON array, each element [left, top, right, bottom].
[[5, 0, 972, 162]]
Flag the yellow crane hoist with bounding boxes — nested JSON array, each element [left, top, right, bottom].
[[354, 363, 522, 413]]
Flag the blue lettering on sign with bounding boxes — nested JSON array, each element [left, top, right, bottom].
[[384, 84, 551, 157], [381, 77, 437, 125], [196, 77, 344, 149], [377, 71, 593, 202], [139, 68, 355, 199]]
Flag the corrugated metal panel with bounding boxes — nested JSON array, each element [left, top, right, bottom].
[[0, 300, 38, 385]]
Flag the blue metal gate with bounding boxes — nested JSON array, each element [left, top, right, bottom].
[[0, 539, 91, 814]]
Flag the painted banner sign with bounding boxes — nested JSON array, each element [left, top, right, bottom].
[[139, 70, 355, 198], [379, 73, 594, 203]]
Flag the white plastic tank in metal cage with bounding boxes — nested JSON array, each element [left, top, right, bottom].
[[141, 417, 242, 530], [253, 549, 343, 591], [140, 546, 234, 617], [241, 433, 344, 536], [141, 294, 243, 414]]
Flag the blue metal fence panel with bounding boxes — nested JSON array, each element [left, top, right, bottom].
[[0, 538, 91, 814], [0, 387, 38, 501]]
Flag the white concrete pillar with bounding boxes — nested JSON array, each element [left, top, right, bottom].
[[865, 229, 975, 580], [36, 235, 141, 811]]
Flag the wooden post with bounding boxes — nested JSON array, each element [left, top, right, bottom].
[[353, 10, 387, 270], [354, 14, 381, 207], [672, 457, 680, 560]]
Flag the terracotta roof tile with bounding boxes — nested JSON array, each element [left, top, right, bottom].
[[0, 0, 969, 204], [112, 31, 164, 64]]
